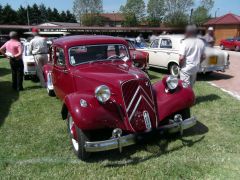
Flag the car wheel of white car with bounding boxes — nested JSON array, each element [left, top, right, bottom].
[[169, 63, 180, 77], [220, 45, 225, 50], [235, 46, 240, 52], [67, 114, 90, 160]]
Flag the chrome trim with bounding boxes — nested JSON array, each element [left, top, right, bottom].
[[84, 117, 197, 152], [199, 65, 229, 73]]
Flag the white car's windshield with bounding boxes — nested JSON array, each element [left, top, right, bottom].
[[69, 44, 129, 65]]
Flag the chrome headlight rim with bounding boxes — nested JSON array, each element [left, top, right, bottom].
[[95, 85, 111, 103], [166, 75, 179, 90]]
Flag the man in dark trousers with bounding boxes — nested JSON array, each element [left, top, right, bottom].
[[0, 31, 23, 91]]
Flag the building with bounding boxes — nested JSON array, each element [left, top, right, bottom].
[[99, 13, 124, 27], [205, 13, 240, 45]]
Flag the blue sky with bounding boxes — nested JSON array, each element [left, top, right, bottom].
[[0, 0, 239, 16]]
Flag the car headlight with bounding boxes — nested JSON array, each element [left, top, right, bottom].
[[95, 85, 111, 103], [166, 75, 178, 90]]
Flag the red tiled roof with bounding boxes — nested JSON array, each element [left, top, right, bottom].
[[204, 13, 240, 25], [99, 13, 124, 22]]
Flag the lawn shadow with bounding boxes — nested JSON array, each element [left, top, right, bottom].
[[197, 72, 233, 82], [0, 68, 11, 77], [196, 94, 221, 105], [87, 122, 207, 167], [0, 81, 19, 127]]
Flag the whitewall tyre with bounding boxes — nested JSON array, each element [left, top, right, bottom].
[[170, 63, 180, 77], [67, 114, 90, 160], [220, 45, 225, 50]]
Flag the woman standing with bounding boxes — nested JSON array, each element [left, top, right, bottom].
[[0, 31, 23, 91]]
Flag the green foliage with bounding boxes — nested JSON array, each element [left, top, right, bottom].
[[192, 6, 211, 26], [122, 13, 138, 27], [164, 0, 194, 27], [0, 3, 76, 25], [120, 0, 145, 26], [73, 0, 103, 23], [147, 0, 165, 27], [81, 14, 107, 26], [201, 0, 214, 10], [164, 11, 189, 27]]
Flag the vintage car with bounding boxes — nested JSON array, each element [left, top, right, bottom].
[[125, 38, 149, 72], [22, 42, 37, 80], [220, 37, 240, 51], [43, 35, 197, 160], [140, 35, 230, 76]]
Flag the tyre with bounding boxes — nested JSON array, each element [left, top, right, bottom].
[[220, 45, 225, 50], [24, 75, 30, 80], [235, 46, 240, 52], [46, 73, 55, 97], [169, 63, 180, 77], [180, 108, 191, 120], [67, 114, 91, 160]]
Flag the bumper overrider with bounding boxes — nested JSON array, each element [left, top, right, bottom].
[[85, 116, 197, 153]]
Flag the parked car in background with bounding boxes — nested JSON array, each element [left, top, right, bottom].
[[43, 35, 197, 160], [22, 42, 37, 80], [140, 35, 230, 76], [0, 35, 9, 49], [125, 38, 149, 72], [220, 37, 240, 51]]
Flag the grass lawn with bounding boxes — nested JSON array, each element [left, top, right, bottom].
[[0, 57, 240, 179]]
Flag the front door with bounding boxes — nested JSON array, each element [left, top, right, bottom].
[[52, 47, 73, 100]]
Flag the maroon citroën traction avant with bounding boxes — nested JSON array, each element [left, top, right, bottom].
[[43, 35, 197, 160]]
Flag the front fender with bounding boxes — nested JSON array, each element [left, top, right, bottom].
[[43, 64, 53, 82], [63, 93, 126, 130], [153, 79, 195, 121]]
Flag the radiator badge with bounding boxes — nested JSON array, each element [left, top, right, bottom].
[[143, 111, 152, 130]]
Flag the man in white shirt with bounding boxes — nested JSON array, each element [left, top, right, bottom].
[[29, 28, 48, 87], [204, 27, 215, 47], [179, 25, 205, 87]]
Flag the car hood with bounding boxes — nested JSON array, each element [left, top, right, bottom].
[[72, 61, 147, 90]]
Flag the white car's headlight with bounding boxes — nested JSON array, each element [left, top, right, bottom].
[[95, 85, 111, 103], [166, 76, 179, 90]]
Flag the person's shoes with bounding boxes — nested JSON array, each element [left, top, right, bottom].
[[17, 87, 24, 91]]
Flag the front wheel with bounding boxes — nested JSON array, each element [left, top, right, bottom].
[[169, 63, 180, 77], [235, 46, 240, 52], [67, 114, 91, 160], [220, 45, 225, 50]]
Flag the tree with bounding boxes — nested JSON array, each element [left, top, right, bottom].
[[1, 4, 17, 24], [201, 0, 214, 11], [147, 0, 165, 27], [120, 0, 145, 23], [192, 0, 214, 26], [81, 14, 106, 26], [73, 0, 103, 24], [66, 10, 77, 22], [39, 4, 48, 23], [122, 13, 138, 27], [164, 0, 194, 27], [192, 6, 210, 26]]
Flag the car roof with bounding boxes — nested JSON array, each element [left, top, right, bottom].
[[53, 35, 128, 48], [158, 34, 185, 40]]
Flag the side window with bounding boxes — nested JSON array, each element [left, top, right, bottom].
[[160, 39, 172, 49], [150, 39, 159, 48], [56, 48, 65, 66]]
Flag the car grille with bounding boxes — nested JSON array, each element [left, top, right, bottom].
[[121, 78, 157, 132]]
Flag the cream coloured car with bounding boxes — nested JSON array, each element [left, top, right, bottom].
[[141, 35, 230, 76]]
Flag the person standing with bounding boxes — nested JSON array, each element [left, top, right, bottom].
[[29, 28, 48, 87], [179, 25, 205, 88], [0, 31, 23, 91], [203, 27, 215, 47]]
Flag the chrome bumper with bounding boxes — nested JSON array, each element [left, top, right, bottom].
[[84, 117, 197, 152], [199, 65, 229, 73]]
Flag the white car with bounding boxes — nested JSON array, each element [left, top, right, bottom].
[[22, 42, 37, 80], [141, 35, 230, 76]]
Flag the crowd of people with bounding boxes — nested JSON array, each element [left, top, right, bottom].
[[0, 26, 215, 91]]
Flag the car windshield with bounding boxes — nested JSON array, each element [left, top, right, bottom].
[[69, 44, 129, 65]]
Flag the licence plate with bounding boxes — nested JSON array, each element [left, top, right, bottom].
[[209, 56, 218, 65], [143, 111, 152, 130]]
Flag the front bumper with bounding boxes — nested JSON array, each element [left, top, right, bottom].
[[199, 65, 229, 73], [84, 117, 197, 152], [24, 71, 37, 75]]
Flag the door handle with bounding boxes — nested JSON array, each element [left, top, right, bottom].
[[63, 69, 69, 74]]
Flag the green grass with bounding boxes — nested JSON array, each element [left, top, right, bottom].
[[0, 58, 240, 179]]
